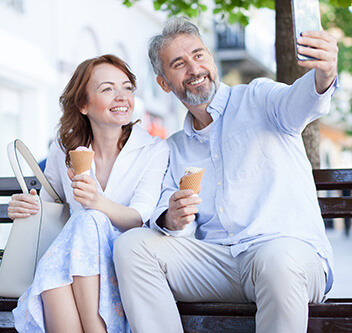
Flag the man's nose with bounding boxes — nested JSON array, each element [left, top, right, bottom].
[[186, 61, 201, 76]]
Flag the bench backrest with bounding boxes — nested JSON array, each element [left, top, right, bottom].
[[313, 169, 352, 218], [0, 169, 352, 222]]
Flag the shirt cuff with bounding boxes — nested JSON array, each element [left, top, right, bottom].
[[162, 221, 197, 238], [129, 202, 152, 223], [312, 69, 339, 98], [150, 207, 197, 237]]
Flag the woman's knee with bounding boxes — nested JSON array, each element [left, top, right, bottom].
[[69, 209, 107, 230]]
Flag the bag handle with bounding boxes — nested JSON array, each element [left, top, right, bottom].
[[7, 140, 64, 204]]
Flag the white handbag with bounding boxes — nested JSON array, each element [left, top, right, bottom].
[[0, 140, 70, 298]]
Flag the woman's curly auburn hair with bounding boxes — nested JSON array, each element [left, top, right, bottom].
[[58, 54, 139, 167]]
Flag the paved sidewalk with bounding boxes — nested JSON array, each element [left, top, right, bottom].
[[325, 228, 352, 298]]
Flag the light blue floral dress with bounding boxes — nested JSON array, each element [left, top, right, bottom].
[[12, 126, 169, 332], [13, 209, 129, 332]]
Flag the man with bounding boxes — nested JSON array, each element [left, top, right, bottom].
[[114, 17, 338, 333]]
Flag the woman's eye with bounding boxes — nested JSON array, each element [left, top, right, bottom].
[[125, 86, 133, 91], [102, 87, 112, 92], [175, 62, 183, 68]]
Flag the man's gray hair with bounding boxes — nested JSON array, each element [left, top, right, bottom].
[[148, 17, 202, 76]]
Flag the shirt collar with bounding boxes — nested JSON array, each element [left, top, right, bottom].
[[90, 124, 154, 152], [206, 82, 231, 115], [123, 124, 155, 152], [183, 82, 231, 138]]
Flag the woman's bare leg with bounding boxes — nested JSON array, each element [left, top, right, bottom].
[[42, 285, 83, 333], [72, 275, 107, 333]]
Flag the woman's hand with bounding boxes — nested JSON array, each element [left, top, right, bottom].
[[8, 189, 39, 220], [68, 169, 103, 210]]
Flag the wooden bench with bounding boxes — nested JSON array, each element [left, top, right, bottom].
[[0, 176, 41, 332], [1, 171, 352, 332]]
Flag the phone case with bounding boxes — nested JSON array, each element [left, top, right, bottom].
[[291, 0, 321, 61]]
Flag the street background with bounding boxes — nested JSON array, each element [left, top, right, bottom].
[[326, 227, 352, 298], [0, 0, 351, 298]]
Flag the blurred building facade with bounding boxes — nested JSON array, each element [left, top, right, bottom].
[[5, 2, 349, 177], [214, 8, 275, 87], [0, 0, 199, 176]]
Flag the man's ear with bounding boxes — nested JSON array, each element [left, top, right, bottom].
[[156, 75, 171, 93]]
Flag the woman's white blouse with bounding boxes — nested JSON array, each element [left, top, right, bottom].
[[41, 125, 169, 223]]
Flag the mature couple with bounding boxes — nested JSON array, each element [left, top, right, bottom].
[[9, 17, 338, 332]]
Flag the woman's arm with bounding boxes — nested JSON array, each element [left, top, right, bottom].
[[69, 140, 169, 231], [8, 141, 66, 220], [68, 169, 141, 230]]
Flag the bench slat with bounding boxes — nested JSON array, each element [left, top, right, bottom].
[[180, 316, 352, 333], [177, 301, 352, 318], [314, 169, 352, 190], [319, 197, 352, 218], [181, 315, 255, 332], [0, 177, 41, 196], [0, 299, 17, 312], [0, 204, 11, 223], [308, 318, 352, 332]]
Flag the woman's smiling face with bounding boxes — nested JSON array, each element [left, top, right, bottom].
[[81, 63, 135, 130]]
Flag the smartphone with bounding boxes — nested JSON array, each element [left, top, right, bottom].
[[291, 0, 321, 61]]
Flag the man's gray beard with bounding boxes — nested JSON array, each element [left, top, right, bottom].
[[180, 80, 218, 106], [167, 75, 219, 106]]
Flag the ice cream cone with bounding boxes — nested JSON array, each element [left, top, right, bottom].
[[179, 169, 205, 194], [69, 150, 95, 174]]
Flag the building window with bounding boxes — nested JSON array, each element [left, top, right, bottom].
[[215, 22, 245, 50]]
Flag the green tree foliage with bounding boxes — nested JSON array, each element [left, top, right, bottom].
[[123, 0, 275, 25], [320, 1, 352, 115], [320, 0, 352, 74], [122, 0, 351, 74]]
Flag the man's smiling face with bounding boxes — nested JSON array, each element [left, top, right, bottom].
[[157, 34, 219, 107]]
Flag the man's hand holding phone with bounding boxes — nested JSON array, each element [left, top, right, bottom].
[[297, 30, 338, 94], [164, 189, 202, 231], [291, 0, 338, 94]]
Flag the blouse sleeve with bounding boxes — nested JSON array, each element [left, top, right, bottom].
[[128, 139, 169, 223]]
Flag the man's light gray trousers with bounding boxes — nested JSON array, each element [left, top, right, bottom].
[[114, 228, 326, 333]]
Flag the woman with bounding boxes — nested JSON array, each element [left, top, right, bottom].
[[9, 54, 169, 332]]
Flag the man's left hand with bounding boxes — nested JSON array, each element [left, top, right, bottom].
[[297, 30, 338, 94]]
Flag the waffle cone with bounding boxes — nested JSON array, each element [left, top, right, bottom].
[[69, 150, 95, 174], [179, 169, 205, 194]]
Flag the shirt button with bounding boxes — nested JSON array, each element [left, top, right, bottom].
[[214, 154, 219, 159], [218, 181, 222, 186], [229, 233, 234, 237], [219, 207, 224, 212]]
